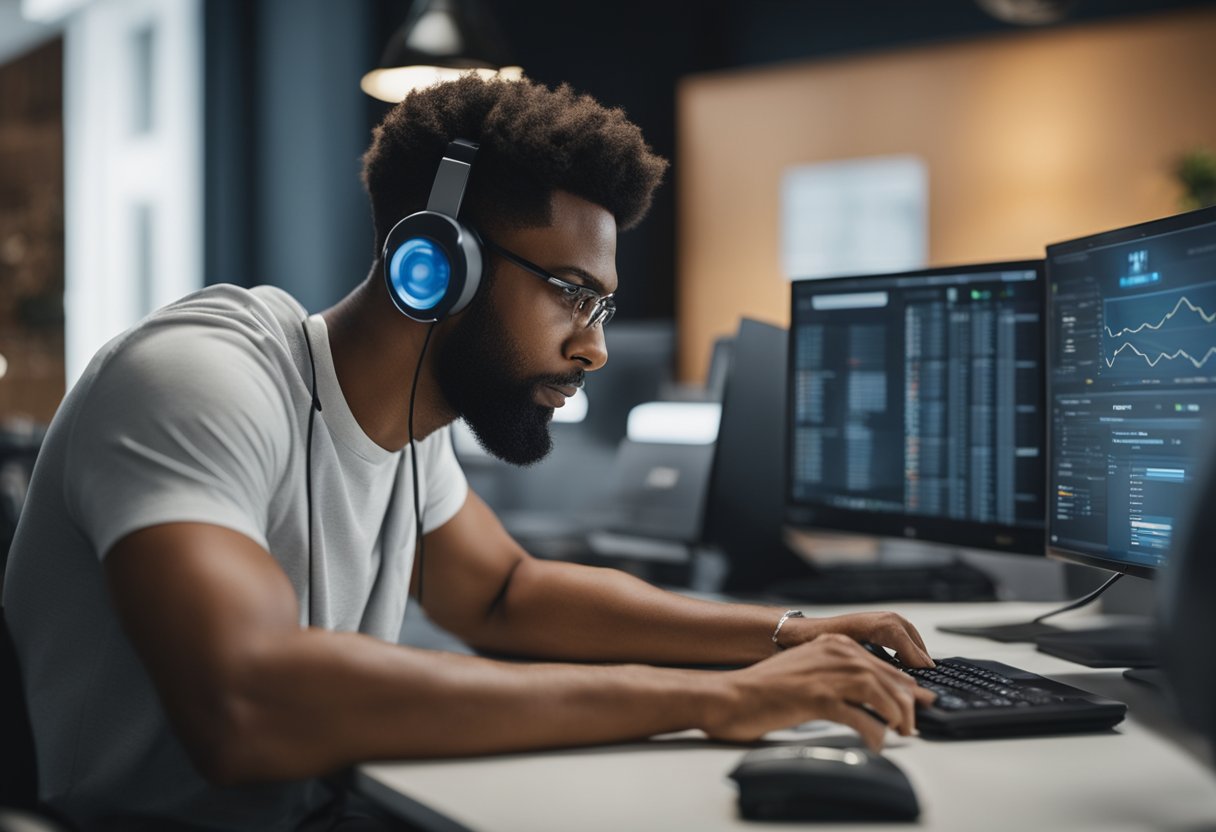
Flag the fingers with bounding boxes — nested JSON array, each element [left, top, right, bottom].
[[903, 618, 930, 654], [842, 642, 933, 729], [852, 641, 936, 709], [889, 633, 933, 669], [714, 635, 934, 747], [879, 617, 935, 669], [825, 701, 888, 752], [861, 647, 936, 708], [821, 639, 921, 736], [846, 674, 918, 737], [821, 613, 936, 668], [856, 644, 921, 690]]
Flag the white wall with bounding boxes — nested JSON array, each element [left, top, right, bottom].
[[61, 0, 202, 384]]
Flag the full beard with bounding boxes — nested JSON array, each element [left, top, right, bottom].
[[435, 296, 582, 466]]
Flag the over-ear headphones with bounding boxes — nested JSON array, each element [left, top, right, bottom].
[[382, 138, 484, 322]]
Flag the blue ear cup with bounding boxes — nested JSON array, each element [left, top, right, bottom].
[[382, 212, 483, 321], [382, 139, 484, 323], [388, 236, 451, 312]]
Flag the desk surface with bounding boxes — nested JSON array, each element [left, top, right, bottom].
[[358, 602, 1216, 832]]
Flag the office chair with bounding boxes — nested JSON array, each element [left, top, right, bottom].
[[1160, 431, 1216, 763], [0, 426, 41, 580], [0, 607, 72, 832]]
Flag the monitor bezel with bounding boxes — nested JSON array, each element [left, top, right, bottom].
[[1044, 205, 1216, 579], [784, 258, 1047, 557]]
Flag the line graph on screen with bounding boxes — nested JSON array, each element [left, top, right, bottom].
[[1102, 280, 1216, 374]]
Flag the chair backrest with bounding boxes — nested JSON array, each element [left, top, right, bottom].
[[0, 426, 43, 581], [0, 606, 39, 810]]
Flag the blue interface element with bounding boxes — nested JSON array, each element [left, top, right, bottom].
[[1048, 214, 1216, 571], [390, 237, 451, 311]]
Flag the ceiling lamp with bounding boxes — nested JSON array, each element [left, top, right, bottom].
[[361, 0, 524, 103], [976, 0, 1078, 26]]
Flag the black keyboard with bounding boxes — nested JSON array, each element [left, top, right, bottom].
[[865, 647, 1127, 739]]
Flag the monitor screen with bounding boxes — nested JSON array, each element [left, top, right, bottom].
[[786, 261, 1046, 554], [1046, 206, 1216, 578]]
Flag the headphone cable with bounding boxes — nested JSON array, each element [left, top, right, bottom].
[[410, 322, 438, 604], [302, 320, 322, 626], [303, 318, 437, 619]]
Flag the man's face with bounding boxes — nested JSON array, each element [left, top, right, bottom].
[[435, 190, 616, 465]]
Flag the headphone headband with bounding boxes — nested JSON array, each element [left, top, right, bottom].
[[427, 139, 479, 217], [382, 139, 484, 323]]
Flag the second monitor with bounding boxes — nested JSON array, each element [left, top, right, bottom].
[[786, 260, 1046, 556]]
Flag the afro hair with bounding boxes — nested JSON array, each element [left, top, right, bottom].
[[361, 74, 668, 258]]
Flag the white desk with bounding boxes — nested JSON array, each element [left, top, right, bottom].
[[357, 602, 1216, 831]]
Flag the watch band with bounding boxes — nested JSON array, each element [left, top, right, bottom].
[[771, 609, 805, 649]]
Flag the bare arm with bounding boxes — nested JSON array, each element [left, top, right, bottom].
[[419, 493, 934, 667], [105, 521, 930, 786]]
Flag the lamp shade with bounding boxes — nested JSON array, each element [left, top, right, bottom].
[[975, 0, 1077, 25], [361, 0, 523, 102]]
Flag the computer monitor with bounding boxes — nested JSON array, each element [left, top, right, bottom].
[[706, 313, 1000, 601], [1026, 206, 1216, 668], [703, 319, 807, 590], [786, 261, 1047, 555], [1046, 205, 1216, 578]]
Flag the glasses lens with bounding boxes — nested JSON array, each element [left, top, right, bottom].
[[572, 298, 592, 328], [584, 298, 614, 328], [568, 290, 596, 328]]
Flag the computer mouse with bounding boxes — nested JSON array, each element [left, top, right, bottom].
[[729, 744, 920, 822]]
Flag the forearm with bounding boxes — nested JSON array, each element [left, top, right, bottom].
[[462, 558, 787, 666], [215, 626, 721, 783]]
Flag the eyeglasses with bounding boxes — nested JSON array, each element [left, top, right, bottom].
[[482, 238, 616, 329]]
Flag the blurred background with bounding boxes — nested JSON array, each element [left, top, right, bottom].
[[2, 0, 1215, 581]]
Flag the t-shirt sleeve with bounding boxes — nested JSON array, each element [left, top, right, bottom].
[[66, 325, 293, 559], [420, 426, 468, 534]]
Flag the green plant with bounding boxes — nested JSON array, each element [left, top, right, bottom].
[[1176, 148, 1216, 210]]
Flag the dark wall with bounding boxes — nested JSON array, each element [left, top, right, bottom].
[[205, 0, 1216, 317], [429, 0, 732, 322], [725, 0, 1216, 65], [205, 0, 381, 312]]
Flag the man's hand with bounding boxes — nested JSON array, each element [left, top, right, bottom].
[[701, 634, 936, 751], [780, 611, 934, 668]]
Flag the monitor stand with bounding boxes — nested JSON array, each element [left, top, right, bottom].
[[1122, 667, 1166, 688], [1033, 619, 1157, 668]]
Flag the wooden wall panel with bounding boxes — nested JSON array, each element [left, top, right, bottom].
[[0, 39, 64, 423], [676, 9, 1216, 381]]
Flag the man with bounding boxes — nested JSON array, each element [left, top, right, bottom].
[[3, 76, 934, 831]]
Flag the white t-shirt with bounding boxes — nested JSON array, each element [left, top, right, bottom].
[[2, 284, 468, 830]]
